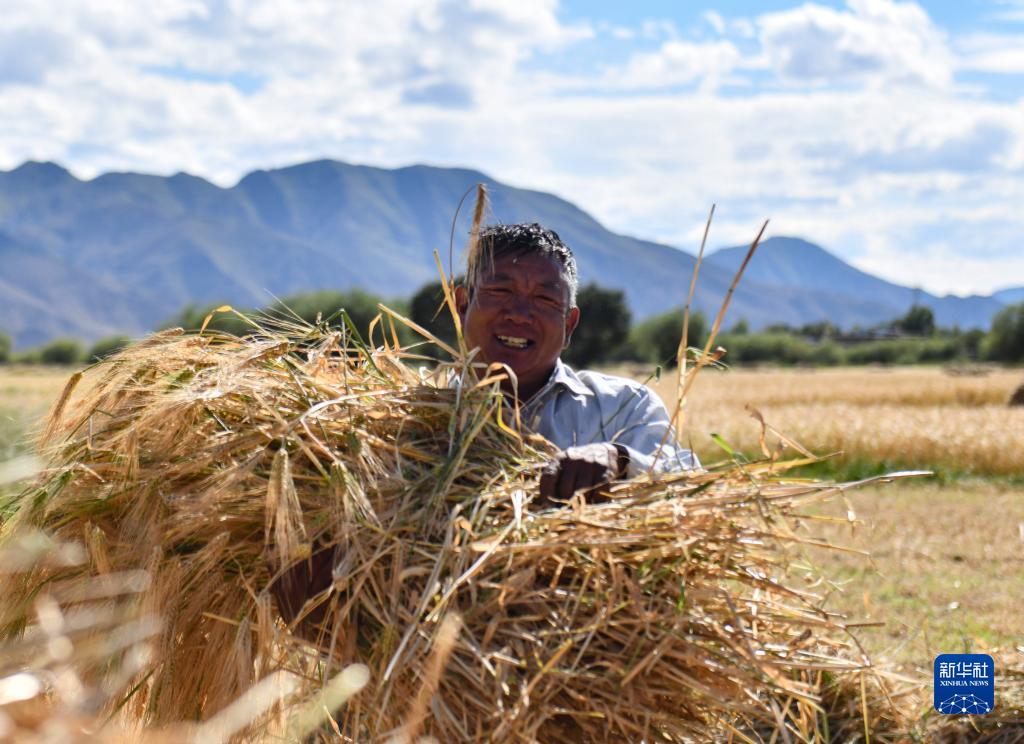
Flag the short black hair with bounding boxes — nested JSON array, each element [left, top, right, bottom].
[[471, 223, 578, 308]]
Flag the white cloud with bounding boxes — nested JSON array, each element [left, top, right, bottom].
[[758, 0, 954, 87], [602, 40, 742, 90], [992, 0, 1024, 23], [957, 32, 1024, 73], [0, 27, 78, 86], [730, 17, 756, 39], [854, 237, 1024, 298], [472, 85, 1024, 295], [702, 11, 726, 35], [639, 19, 679, 41], [0, 0, 591, 182]]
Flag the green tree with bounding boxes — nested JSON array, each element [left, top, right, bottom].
[[409, 281, 460, 358], [800, 321, 840, 341], [729, 318, 750, 335], [88, 335, 133, 363], [13, 349, 41, 364], [716, 332, 812, 366], [39, 338, 84, 365], [896, 304, 936, 336], [984, 302, 1024, 362], [841, 337, 956, 366], [917, 337, 959, 363], [628, 308, 707, 368], [162, 303, 253, 336], [0, 332, 10, 363], [268, 289, 394, 342], [163, 291, 406, 345], [562, 284, 632, 368], [807, 341, 845, 366], [954, 328, 986, 361]]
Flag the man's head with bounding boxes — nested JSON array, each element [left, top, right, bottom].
[[455, 223, 581, 399]]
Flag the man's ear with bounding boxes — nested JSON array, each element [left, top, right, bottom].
[[454, 285, 469, 318], [563, 306, 581, 348]]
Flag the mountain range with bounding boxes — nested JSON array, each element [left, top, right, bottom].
[[0, 159, 1018, 349]]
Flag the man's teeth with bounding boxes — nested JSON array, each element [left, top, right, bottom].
[[497, 335, 529, 348]]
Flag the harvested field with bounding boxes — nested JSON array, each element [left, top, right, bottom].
[[806, 481, 1024, 665]]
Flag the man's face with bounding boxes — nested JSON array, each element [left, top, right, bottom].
[[456, 252, 580, 398]]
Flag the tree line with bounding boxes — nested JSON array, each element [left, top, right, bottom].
[[2, 282, 1023, 367]]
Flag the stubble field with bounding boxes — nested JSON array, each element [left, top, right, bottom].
[[2, 364, 1022, 670]]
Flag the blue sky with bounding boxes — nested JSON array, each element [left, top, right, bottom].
[[2, 1, 1024, 295]]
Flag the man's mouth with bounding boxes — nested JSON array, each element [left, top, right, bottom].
[[495, 334, 533, 350]]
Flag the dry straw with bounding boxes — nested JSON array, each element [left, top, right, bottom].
[[2, 319, 884, 742], [3, 197, 1018, 742]]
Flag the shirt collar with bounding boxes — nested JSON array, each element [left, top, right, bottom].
[[528, 358, 592, 403]]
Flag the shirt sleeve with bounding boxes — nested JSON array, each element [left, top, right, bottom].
[[607, 386, 702, 477]]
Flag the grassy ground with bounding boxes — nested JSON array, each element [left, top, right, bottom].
[[805, 481, 1023, 668], [2, 364, 1021, 674]]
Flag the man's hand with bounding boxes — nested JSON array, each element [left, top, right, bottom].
[[538, 443, 629, 505]]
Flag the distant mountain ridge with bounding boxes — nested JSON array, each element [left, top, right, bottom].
[[0, 159, 1016, 348], [993, 287, 1024, 305]]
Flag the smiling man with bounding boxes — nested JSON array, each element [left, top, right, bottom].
[[455, 223, 699, 503], [273, 222, 699, 635]]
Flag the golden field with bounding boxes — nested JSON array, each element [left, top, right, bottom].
[[2, 363, 1022, 670], [648, 365, 1024, 477], [0, 365, 71, 460]]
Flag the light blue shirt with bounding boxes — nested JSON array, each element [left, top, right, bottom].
[[521, 360, 700, 477]]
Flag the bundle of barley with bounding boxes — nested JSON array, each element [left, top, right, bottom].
[[2, 318, 915, 742]]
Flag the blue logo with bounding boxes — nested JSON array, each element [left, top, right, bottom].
[[934, 654, 994, 714]]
